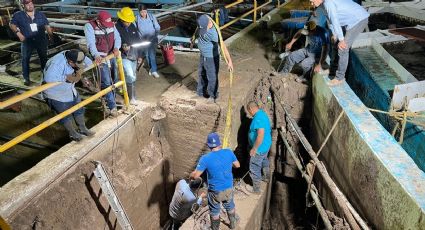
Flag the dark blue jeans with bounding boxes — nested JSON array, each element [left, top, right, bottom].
[[21, 37, 48, 82], [197, 55, 220, 99], [249, 153, 270, 184], [46, 95, 84, 124], [99, 62, 117, 110]]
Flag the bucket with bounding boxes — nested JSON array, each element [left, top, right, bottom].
[[161, 44, 175, 65]]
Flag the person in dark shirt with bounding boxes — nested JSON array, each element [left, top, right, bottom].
[[9, 0, 53, 86], [279, 21, 329, 82], [116, 7, 143, 105]]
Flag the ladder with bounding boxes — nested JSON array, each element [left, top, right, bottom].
[[93, 161, 133, 230]]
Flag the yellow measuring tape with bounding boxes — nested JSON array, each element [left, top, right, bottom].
[[0, 216, 11, 230], [209, 16, 234, 148]]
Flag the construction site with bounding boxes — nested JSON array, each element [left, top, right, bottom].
[[0, 0, 424, 229]]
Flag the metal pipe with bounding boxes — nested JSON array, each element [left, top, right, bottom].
[[279, 129, 333, 229], [49, 22, 84, 30], [224, 0, 244, 9], [54, 32, 85, 39], [0, 54, 115, 110], [47, 18, 88, 24], [0, 81, 124, 153], [155, 0, 212, 18], [220, 0, 271, 30], [116, 54, 129, 108], [0, 135, 59, 151]]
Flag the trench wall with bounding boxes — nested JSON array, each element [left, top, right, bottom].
[[311, 74, 425, 229], [0, 104, 174, 229]]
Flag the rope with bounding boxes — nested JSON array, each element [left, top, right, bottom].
[[305, 110, 344, 204], [367, 107, 425, 144], [209, 16, 234, 148]]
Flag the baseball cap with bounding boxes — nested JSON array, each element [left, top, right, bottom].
[[97, 10, 114, 28], [21, 0, 32, 4], [304, 21, 317, 31], [197, 14, 210, 36], [65, 49, 85, 70], [207, 132, 221, 148]]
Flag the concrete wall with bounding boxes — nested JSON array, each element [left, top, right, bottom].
[[0, 104, 174, 229], [347, 46, 425, 171], [311, 74, 425, 229]]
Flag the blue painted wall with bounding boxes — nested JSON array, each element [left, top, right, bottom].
[[347, 47, 425, 171]]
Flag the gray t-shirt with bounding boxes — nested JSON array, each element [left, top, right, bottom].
[[169, 179, 201, 221]]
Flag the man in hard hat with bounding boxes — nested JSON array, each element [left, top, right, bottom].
[[43, 49, 95, 141], [195, 14, 233, 103], [9, 0, 54, 86], [279, 20, 329, 82], [246, 101, 272, 194], [190, 132, 240, 230], [115, 7, 143, 105], [84, 11, 121, 117], [310, 0, 369, 86]]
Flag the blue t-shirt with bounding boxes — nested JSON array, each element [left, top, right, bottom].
[[10, 10, 49, 40], [195, 148, 237, 192], [248, 110, 272, 154], [306, 26, 330, 55], [197, 27, 219, 58]]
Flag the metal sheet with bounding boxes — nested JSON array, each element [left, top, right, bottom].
[[392, 80, 425, 110]]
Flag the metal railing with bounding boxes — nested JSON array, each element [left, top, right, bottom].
[[0, 53, 129, 153], [214, 0, 273, 30]]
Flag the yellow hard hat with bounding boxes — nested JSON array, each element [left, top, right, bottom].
[[117, 7, 135, 23]]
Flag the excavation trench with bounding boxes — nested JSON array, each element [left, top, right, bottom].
[[0, 64, 346, 229]]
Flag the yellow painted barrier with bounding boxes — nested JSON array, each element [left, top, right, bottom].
[[0, 54, 116, 110], [0, 81, 124, 153], [220, 0, 272, 30], [0, 52, 129, 153]]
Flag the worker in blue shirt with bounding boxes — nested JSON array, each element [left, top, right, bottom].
[[43, 49, 95, 142], [136, 4, 161, 78], [280, 21, 329, 82], [310, 0, 369, 85], [9, 0, 53, 86], [246, 101, 272, 194], [190, 132, 240, 230], [84, 11, 121, 117], [195, 14, 233, 103]]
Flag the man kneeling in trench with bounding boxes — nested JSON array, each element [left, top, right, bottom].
[[190, 132, 240, 230], [169, 178, 207, 229]]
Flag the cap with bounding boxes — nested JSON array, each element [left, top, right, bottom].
[[21, 0, 32, 5], [207, 132, 221, 148], [65, 49, 85, 69], [304, 20, 317, 31], [97, 10, 114, 28], [197, 14, 210, 36], [117, 7, 135, 23]]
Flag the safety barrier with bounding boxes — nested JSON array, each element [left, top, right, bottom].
[[214, 0, 273, 30], [0, 53, 129, 153]]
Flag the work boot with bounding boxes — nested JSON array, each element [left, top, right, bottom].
[[75, 114, 95, 137], [210, 217, 220, 230], [63, 120, 83, 142], [228, 212, 239, 229], [127, 83, 138, 105], [107, 107, 119, 117]]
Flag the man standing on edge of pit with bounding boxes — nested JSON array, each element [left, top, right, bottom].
[[9, 0, 54, 86], [194, 14, 233, 103]]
